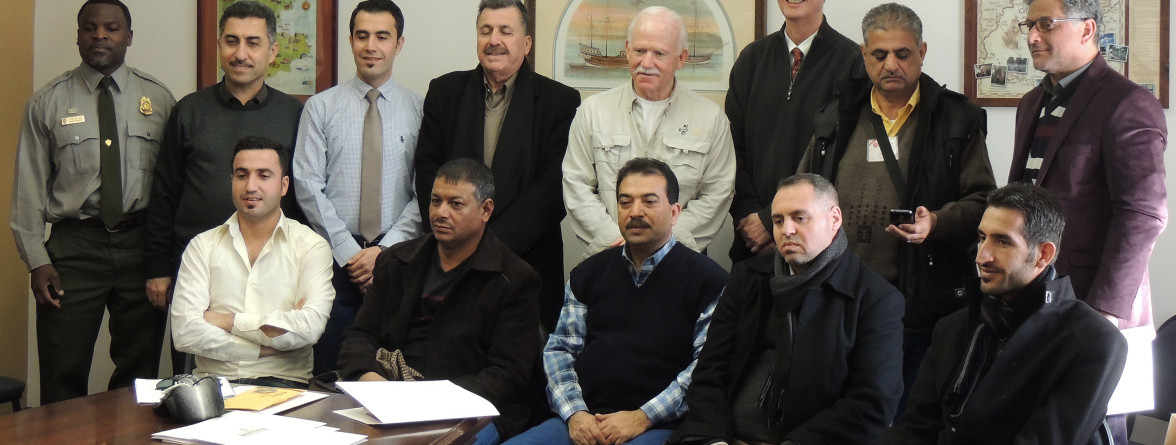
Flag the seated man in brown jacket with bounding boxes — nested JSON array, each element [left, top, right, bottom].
[[337, 158, 541, 445]]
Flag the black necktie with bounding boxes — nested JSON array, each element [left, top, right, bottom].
[[98, 76, 123, 229]]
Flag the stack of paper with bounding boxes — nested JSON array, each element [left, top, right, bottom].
[[336, 380, 498, 425], [151, 411, 366, 445]]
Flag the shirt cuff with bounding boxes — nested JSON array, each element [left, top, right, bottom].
[[233, 313, 262, 334]]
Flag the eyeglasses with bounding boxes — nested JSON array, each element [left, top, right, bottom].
[[1018, 17, 1091, 34]]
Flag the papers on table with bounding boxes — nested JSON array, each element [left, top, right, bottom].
[[134, 378, 233, 405], [224, 387, 306, 411], [230, 385, 330, 415], [1108, 326, 1157, 415], [336, 380, 499, 425], [151, 411, 366, 445]]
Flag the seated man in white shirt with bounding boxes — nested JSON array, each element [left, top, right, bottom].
[[171, 135, 336, 388]]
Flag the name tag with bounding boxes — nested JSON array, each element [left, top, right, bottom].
[[867, 137, 900, 163], [61, 115, 85, 126]]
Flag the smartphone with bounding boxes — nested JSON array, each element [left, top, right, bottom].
[[889, 209, 915, 226]]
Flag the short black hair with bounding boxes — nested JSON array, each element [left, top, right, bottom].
[[220, 0, 278, 44], [986, 183, 1065, 249], [78, 0, 132, 29], [477, 0, 528, 34], [777, 173, 839, 207], [616, 157, 680, 204], [350, 0, 405, 37], [232, 135, 289, 176], [436, 158, 495, 203]]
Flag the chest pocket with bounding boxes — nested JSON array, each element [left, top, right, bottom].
[[128, 120, 164, 171], [662, 136, 711, 200], [52, 121, 100, 175], [591, 133, 632, 192]]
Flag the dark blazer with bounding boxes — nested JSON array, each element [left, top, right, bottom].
[[337, 230, 541, 437], [881, 275, 1128, 444], [414, 64, 580, 331], [669, 246, 905, 445], [1010, 54, 1167, 329]]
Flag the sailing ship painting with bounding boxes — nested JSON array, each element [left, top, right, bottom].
[[553, 0, 736, 91]]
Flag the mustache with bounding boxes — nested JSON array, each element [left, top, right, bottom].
[[625, 219, 650, 229], [634, 66, 661, 76], [484, 45, 508, 56], [229, 59, 253, 68]]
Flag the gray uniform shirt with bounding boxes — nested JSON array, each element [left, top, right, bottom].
[[10, 62, 175, 270]]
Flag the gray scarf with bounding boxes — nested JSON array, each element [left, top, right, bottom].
[[759, 229, 848, 429]]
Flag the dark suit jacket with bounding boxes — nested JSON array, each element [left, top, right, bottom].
[[1010, 54, 1167, 329], [337, 230, 541, 437], [414, 64, 580, 331], [881, 275, 1127, 444], [669, 247, 905, 445]]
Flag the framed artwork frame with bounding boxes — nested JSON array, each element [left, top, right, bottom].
[[528, 0, 764, 102], [964, 0, 1169, 107], [196, 0, 338, 101]]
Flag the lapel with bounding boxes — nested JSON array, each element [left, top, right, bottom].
[[490, 67, 537, 204], [452, 67, 488, 160], [1036, 56, 1106, 183]]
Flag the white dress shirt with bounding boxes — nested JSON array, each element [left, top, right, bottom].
[[171, 212, 335, 383]]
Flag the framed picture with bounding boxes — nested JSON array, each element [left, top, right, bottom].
[[529, 0, 764, 101], [197, 0, 338, 101], [964, 0, 1169, 107]]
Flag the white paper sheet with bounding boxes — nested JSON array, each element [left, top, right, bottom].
[[336, 380, 499, 425], [150, 411, 344, 445], [1107, 326, 1157, 415], [134, 377, 234, 405]]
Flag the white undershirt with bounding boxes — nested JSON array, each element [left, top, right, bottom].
[[634, 95, 670, 143]]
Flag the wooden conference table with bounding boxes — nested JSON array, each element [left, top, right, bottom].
[[0, 387, 491, 445]]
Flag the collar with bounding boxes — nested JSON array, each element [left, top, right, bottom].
[[869, 82, 921, 136], [620, 235, 677, 272], [624, 80, 680, 113], [224, 211, 289, 243], [79, 62, 130, 93], [483, 71, 518, 97], [349, 75, 401, 101], [1041, 59, 1094, 96], [785, 27, 818, 56], [392, 229, 507, 274], [217, 80, 269, 105]]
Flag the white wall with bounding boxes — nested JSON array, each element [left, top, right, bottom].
[[26, 0, 1176, 406]]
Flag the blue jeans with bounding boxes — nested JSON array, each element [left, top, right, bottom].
[[473, 423, 500, 445], [504, 417, 673, 445]]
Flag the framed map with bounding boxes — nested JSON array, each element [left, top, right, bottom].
[[197, 0, 338, 101], [965, 0, 1169, 107], [530, 0, 763, 102]]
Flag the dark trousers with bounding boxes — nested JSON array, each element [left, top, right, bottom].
[[897, 331, 932, 417], [312, 263, 363, 374], [38, 221, 164, 404]]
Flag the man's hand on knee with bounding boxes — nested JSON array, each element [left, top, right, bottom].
[[595, 410, 651, 445], [568, 411, 607, 445]]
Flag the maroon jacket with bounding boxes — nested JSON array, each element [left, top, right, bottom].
[[1010, 54, 1167, 329]]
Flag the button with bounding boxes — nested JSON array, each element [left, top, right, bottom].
[[74, 136, 80, 141]]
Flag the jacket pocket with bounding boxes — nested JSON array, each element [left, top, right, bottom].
[[591, 133, 631, 192], [127, 120, 164, 170], [663, 136, 711, 199]]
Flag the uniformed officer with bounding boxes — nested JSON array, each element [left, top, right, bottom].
[[10, 0, 175, 404]]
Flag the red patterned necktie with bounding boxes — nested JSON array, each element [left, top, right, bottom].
[[790, 47, 804, 81]]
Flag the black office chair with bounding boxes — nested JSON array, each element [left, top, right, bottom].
[[0, 375, 25, 411], [1152, 315, 1176, 416]]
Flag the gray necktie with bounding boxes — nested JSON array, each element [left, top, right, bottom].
[[98, 76, 123, 229], [360, 88, 383, 243]]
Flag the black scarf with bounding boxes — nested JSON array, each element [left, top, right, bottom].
[[759, 230, 848, 429]]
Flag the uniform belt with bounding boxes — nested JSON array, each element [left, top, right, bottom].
[[67, 211, 143, 232]]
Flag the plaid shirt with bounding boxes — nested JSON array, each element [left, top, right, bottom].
[[543, 237, 722, 425]]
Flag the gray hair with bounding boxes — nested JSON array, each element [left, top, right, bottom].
[[777, 173, 840, 207], [627, 6, 687, 53], [861, 3, 923, 46], [1024, 0, 1102, 30], [477, 0, 528, 34]]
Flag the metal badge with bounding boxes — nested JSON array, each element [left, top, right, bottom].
[[140, 96, 153, 116]]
